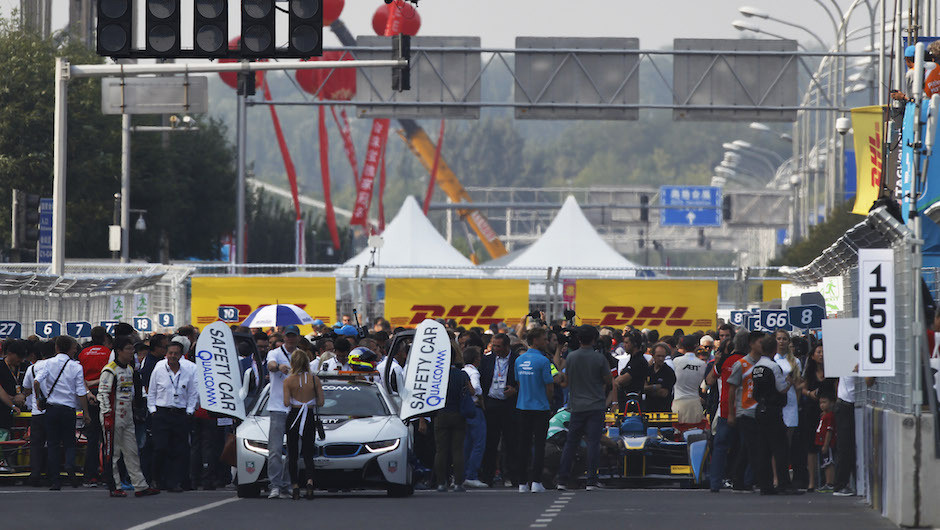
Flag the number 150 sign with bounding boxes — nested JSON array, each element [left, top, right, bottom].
[[859, 249, 894, 377]]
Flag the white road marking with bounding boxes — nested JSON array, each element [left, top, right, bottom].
[[535, 519, 554, 523], [125, 497, 241, 530], [526, 492, 575, 528]]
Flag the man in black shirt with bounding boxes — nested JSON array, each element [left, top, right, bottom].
[[643, 343, 676, 412], [0, 340, 26, 442], [614, 332, 648, 412]]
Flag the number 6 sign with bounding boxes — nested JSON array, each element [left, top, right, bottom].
[[858, 249, 894, 376]]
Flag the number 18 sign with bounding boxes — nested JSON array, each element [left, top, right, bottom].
[[858, 249, 894, 376]]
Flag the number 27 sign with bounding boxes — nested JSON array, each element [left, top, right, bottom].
[[858, 249, 894, 376]]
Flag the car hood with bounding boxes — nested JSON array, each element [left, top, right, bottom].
[[238, 414, 406, 444]]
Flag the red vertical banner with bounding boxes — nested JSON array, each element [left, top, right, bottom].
[[331, 106, 360, 188], [378, 139, 387, 231], [319, 106, 341, 249], [262, 81, 302, 221], [350, 118, 390, 226], [384, 0, 404, 35], [423, 118, 445, 215]]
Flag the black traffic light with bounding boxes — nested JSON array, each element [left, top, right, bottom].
[[11, 190, 40, 262], [194, 0, 228, 56], [698, 228, 706, 248], [241, 0, 276, 57], [722, 195, 732, 222], [288, 0, 323, 57], [97, 0, 133, 57], [638, 229, 645, 249], [392, 34, 411, 91], [145, 0, 181, 57], [639, 194, 649, 222]]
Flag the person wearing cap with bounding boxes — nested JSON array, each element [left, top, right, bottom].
[[147, 338, 198, 492], [264, 324, 300, 499]]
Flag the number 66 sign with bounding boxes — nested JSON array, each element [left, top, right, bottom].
[[858, 249, 894, 376]]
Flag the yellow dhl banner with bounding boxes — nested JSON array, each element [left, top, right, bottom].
[[851, 105, 886, 215], [575, 280, 717, 334], [385, 279, 528, 328], [190, 277, 335, 330], [762, 280, 784, 302]]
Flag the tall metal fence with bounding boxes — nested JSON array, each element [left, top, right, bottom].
[[0, 262, 791, 336]]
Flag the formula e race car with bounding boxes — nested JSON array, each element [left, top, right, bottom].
[[543, 397, 710, 488]]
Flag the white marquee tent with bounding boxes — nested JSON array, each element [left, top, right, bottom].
[[500, 195, 639, 277]]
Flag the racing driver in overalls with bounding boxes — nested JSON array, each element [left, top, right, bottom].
[[99, 336, 159, 498]]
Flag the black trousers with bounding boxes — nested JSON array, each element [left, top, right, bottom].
[[737, 413, 789, 493], [83, 401, 101, 481], [481, 397, 518, 485], [151, 408, 190, 490], [286, 408, 317, 487], [45, 405, 76, 486], [189, 416, 220, 488], [516, 409, 550, 485], [757, 409, 791, 490], [834, 400, 856, 491], [29, 413, 48, 482]]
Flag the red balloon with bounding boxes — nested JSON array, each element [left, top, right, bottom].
[[219, 37, 266, 90], [323, 0, 345, 27], [296, 52, 356, 100], [372, 2, 421, 36]]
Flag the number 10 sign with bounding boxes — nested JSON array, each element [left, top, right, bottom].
[[858, 249, 894, 376]]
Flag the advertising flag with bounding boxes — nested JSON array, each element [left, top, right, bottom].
[[850, 105, 886, 215], [194, 321, 246, 420], [399, 319, 451, 422]]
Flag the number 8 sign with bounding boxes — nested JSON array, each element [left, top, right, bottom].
[[759, 310, 791, 331]]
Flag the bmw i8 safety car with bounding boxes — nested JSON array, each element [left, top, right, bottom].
[[235, 375, 413, 497]]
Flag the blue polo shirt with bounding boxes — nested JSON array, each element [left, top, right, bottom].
[[514, 349, 553, 411]]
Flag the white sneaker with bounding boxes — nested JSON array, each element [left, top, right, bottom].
[[267, 487, 280, 499], [531, 482, 546, 493], [518, 484, 530, 493], [462, 479, 488, 488]]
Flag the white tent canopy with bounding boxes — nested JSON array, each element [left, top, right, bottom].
[[500, 195, 638, 277], [342, 196, 477, 276]]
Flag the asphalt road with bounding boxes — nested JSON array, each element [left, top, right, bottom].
[[0, 485, 896, 530]]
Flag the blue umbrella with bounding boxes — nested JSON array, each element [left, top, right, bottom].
[[240, 304, 315, 328]]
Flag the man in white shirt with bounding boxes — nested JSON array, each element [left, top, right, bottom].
[[672, 347, 706, 424], [375, 339, 406, 395], [34, 336, 92, 490], [461, 347, 487, 488], [147, 339, 198, 492], [265, 325, 297, 499]]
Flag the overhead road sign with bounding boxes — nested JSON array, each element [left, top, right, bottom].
[[514, 37, 640, 121], [673, 39, 798, 122], [38, 198, 53, 263], [659, 186, 722, 227], [355, 36, 481, 119]]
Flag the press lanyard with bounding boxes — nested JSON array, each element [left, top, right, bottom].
[[166, 364, 181, 400], [495, 357, 508, 381]]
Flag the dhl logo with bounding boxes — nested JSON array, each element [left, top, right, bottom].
[[869, 132, 882, 187], [390, 305, 506, 327], [582, 306, 712, 328]]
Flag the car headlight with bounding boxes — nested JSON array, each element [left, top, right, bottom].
[[365, 439, 400, 453], [244, 438, 269, 456]]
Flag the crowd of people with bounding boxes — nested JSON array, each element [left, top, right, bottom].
[[0, 312, 866, 498]]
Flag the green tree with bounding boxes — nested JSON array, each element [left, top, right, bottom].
[[770, 201, 863, 267]]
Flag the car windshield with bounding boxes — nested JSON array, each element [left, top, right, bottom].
[[253, 379, 389, 417]]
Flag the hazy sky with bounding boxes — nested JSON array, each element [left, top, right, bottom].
[[0, 0, 883, 51]]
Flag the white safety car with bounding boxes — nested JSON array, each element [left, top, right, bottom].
[[235, 375, 413, 497]]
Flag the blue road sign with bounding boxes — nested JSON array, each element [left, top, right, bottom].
[[66, 321, 93, 339], [100, 321, 119, 335], [38, 198, 53, 264], [730, 310, 750, 327], [35, 320, 62, 339], [659, 186, 722, 227], [759, 310, 792, 331], [133, 317, 153, 333], [746, 315, 765, 332], [156, 312, 175, 328], [0, 321, 22, 339], [788, 304, 825, 329], [218, 306, 239, 322]]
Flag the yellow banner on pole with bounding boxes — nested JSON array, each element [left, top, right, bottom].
[[850, 105, 886, 215], [574, 280, 717, 334], [191, 277, 336, 329], [762, 280, 784, 302], [385, 279, 528, 328]]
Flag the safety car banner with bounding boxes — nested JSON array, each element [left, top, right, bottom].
[[385, 278, 527, 328], [400, 319, 451, 422], [575, 280, 717, 334], [191, 277, 335, 329], [194, 321, 246, 420], [850, 105, 886, 216]]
